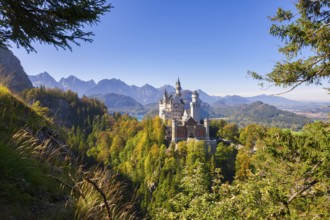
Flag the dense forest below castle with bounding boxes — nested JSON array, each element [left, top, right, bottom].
[[0, 85, 329, 219]]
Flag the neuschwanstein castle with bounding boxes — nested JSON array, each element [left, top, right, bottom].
[[159, 79, 210, 143]]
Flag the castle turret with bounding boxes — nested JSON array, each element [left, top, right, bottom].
[[175, 78, 181, 97], [190, 90, 201, 123], [192, 90, 197, 102], [204, 117, 210, 140], [159, 89, 169, 120], [163, 88, 168, 103]]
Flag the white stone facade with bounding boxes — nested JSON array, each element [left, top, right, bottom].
[[159, 79, 209, 142], [159, 79, 201, 123]]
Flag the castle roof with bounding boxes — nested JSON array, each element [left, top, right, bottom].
[[176, 78, 181, 90], [172, 93, 183, 104], [185, 117, 197, 126]]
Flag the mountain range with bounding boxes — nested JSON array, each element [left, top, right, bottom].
[[28, 72, 328, 110], [29, 72, 173, 104], [29, 72, 96, 96]]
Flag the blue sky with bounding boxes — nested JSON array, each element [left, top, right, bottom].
[[10, 0, 329, 102]]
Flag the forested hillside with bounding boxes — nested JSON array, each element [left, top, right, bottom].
[[91, 93, 145, 114], [0, 86, 138, 219], [213, 101, 312, 129], [0, 85, 329, 219], [78, 109, 330, 219]]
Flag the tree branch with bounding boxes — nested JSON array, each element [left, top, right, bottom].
[[311, 23, 330, 36], [274, 81, 305, 95], [84, 176, 111, 219], [48, 174, 74, 190], [48, 174, 86, 200], [303, 160, 322, 183], [287, 179, 318, 204]]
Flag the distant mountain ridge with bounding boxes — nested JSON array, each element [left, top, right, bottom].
[[28, 72, 96, 96], [28, 72, 329, 110], [59, 75, 96, 96], [29, 73, 177, 105], [29, 72, 59, 89]]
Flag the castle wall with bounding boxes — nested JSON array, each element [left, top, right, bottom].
[[195, 125, 206, 139], [176, 126, 186, 141]]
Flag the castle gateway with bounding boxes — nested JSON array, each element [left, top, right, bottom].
[[159, 79, 209, 143]]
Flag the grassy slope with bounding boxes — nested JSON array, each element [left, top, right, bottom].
[[0, 86, 73, 219], [0, 86, 50, 141]]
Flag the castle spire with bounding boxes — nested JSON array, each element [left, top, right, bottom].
[[163, 88, 168, 100], [175, 78, 181, 97], [176, 78, 181, 88]]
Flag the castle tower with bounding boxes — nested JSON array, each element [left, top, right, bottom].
[[204, 117, 210, 140], [190, 90, 201, 123], [172, 119, 177, 143], [159, 89, 169, 121], [175, 78, 182, 97]]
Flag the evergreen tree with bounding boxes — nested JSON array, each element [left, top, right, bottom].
[[0, 0, 111, 52], [249, 0, 330, 92]]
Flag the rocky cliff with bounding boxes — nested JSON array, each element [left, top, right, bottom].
[[0, 48, 33, 92]]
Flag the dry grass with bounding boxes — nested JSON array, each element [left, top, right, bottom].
[[74, 168, 138, 220], [11, 128, 139, 220]]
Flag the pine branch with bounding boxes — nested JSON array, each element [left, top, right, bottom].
[[274, 81, 305, 95]]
